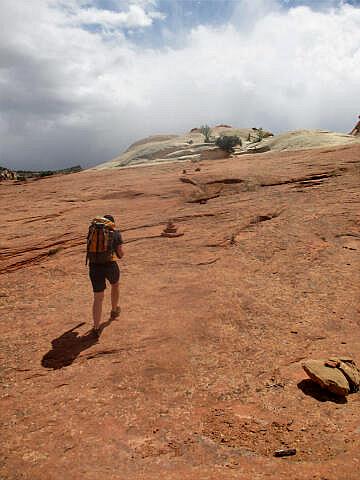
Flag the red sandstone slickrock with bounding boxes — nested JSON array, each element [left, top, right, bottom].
[[1, 143, 360, 480]]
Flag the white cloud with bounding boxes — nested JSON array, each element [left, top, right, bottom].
[[0, 0, 359, 169], [71, 4, 165, 29]]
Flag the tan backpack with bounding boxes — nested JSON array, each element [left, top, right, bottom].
[[86, 217, 116, 265]]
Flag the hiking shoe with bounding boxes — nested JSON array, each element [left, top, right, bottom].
[[110, 306, 121, 319], [91, 328, 100, 339]]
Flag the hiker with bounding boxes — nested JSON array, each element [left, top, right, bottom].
[[349, 115, 360, 136], [86, 214, 124, 337]]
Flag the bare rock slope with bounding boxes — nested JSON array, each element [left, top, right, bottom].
[[93, 126, 272, 169], [94, 126, 359, 170], [241, 129, 360, 154], [1, 142, 360, 479]]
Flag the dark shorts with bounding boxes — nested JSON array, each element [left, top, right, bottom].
[[89, 262, 120, 293]]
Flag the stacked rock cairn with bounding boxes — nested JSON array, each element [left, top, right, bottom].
[[161, 220, 184, 238]]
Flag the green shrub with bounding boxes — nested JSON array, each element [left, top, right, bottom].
[[215, 135, 242, 153], [252, 127, 266, 143], [200, 124, 212, 143]]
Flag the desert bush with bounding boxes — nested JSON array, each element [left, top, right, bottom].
[[252, 128, 266, 143], [200, 124, 212, 143], [215, 135, 242, 153]]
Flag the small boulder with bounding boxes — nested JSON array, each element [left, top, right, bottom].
[[302, 359, 350, 396], [328, 357, 360, 393]]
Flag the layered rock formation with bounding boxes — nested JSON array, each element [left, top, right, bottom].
[[236, 129, 360, 155], [94, 126, 360, 171], [93, 126, 272, 170], [0, 166, 17, 181]]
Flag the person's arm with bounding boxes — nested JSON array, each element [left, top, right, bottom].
[[116, 244, 124, 259], [114, 230, 124, 259]]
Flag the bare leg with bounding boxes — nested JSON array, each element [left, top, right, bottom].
[[111, 282, 120, 312], [93, 291, 104, 330]]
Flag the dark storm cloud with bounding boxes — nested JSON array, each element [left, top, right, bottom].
[[0, 0, 359, 170]]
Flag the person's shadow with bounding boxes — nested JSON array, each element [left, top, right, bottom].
[[41, 317, 116, 370]]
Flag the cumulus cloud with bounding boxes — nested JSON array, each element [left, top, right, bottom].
[[71, 4, 165, 28], [0, 0, 359, 169]]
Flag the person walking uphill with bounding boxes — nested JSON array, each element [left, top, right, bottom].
[[86, 214, 124, 337], [349, 115, 360, 136]]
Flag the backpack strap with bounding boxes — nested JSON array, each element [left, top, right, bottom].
[[85, 225, 93, 265]]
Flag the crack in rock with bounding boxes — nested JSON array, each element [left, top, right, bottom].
[[261, 171, 339, 188]]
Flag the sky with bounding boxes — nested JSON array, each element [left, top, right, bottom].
[[1, 0, 360, 170]]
